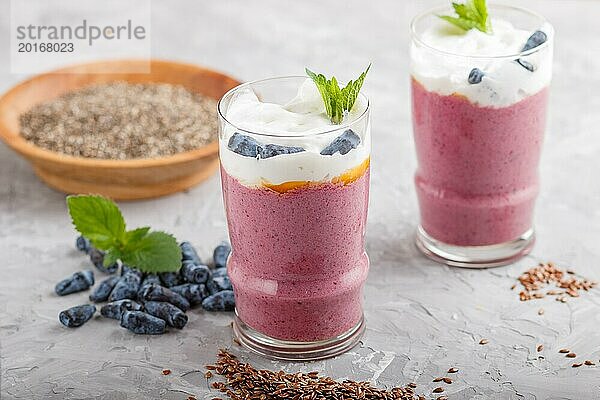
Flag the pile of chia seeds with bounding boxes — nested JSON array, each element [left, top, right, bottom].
[[20, 82, 218, 159], [56, 237, 233, 334]]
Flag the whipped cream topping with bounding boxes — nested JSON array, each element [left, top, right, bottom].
[[411, 18, 553, 107], [220, 79, 370, 187]]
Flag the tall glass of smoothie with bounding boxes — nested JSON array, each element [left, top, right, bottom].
[[410, 5, 553, 267], [218, 76, 371, 360]]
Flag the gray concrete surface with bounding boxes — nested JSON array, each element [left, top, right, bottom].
[[1, 0, 600, 399]]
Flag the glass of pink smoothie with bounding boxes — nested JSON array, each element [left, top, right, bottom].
[[217, 77, 371, 360], [410, 5, 553, 267]]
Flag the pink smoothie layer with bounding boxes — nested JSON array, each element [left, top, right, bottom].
[[221, 166, 370, 342], [412, 79, 549, 246]]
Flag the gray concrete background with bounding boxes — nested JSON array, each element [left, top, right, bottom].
[[1, 0, 600, 399]]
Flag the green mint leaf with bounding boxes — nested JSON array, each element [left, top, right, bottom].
[[439, 0, 491, 33], [103, 249, 121, 268], [120, 231, 182, 273], [67, 195, 182, 274], [340, 64, 370, 115], [439, 15, 477, 31], [124, 227, 151, 243], [306, 65, 370, 124], [67, 195, 126, 250]]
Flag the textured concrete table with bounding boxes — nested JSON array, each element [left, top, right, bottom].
[[1, 0, 600, 399]]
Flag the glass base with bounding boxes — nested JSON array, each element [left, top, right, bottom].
[[232, 311, 365, 361], [415, 225, 535, 268]]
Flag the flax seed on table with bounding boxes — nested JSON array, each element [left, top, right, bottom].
[[206, 349, 424, 400], [19, 82, 218, 160], [516, 262, 597, 302]]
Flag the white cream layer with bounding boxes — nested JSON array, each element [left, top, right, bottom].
[[411, 18, 553, 107], [220, 79, 370, 187]]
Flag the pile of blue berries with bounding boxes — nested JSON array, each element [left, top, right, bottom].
[[57, 237, 234, 335], [227, 129, 361, 158]]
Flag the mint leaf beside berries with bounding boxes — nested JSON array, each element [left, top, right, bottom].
[[305, 64, 370, 124], [439, 0, 492, 34], [67, 195, 182, 273]]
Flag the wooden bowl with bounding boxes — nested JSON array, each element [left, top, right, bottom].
[[0, 59, 240, 200]]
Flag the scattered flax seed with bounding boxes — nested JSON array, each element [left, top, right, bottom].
[[433, 387, 444, 393], [537, 344, 544, 352], [187, 396, 196, 400], [20, 82, 218, 160], [433, 377, 443, 383], [479, 339, 489, 345], [572, 363, 583, 368], [442, 377, 452, 384], [559, 349, 570, 354], [511, 284, 516, 290], [233, 338, 241, 346], [448, 367, 459, 373], [206, 349, 423, 400], [566, 353, 577, 358], [437, 397, 449, 400], [584, 360, 595, 366], [162, 369, 171, 375], [205, 371, 213, 379], [516, 262, 597, 302], [538, 308, 545, 315]]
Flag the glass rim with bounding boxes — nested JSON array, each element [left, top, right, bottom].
[[410, 4, 554, 59], [217, 75, 370, 138]]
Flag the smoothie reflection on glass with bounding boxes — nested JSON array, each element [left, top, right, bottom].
[[217, 71, 371, 360], [410, 3, 553, 267]]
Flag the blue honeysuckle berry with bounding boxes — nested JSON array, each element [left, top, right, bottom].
[[120, 311, 166, 335], [202, 290, 235, 312], [120, 265, 143, 278], [212, 276, 232, 292], [213, 242, 231, 269], [108, 270, 141, 302], [76, 236, 91, 253], [320, 129, 361, 156], [159, 271, 182, 288], [139, 283, 190, 312], [227, 132, 262, 157], [181, 262, 211, 284], [144, 301, 188, 329], [516, 59, 535, 72], [59, 304, 96, 327], [55, 270, 95, 296], [212, 267, 228, 279], [522, 30, 547, 52], [138, 274, 161, 298], [169, 283, 208, 306], [89, 276, 120, 303], [259, 144, 305, 159], [89, 247, 118, 274], [180, 241, 202, 265], [100, 299, 143, 320], [468, 68, 485, 84], [206, 277, 219, 295]]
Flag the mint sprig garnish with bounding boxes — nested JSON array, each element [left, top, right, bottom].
[[306, 64, 370, 124], [439, 0, 492, 34], [67, 195, 181, 273]]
